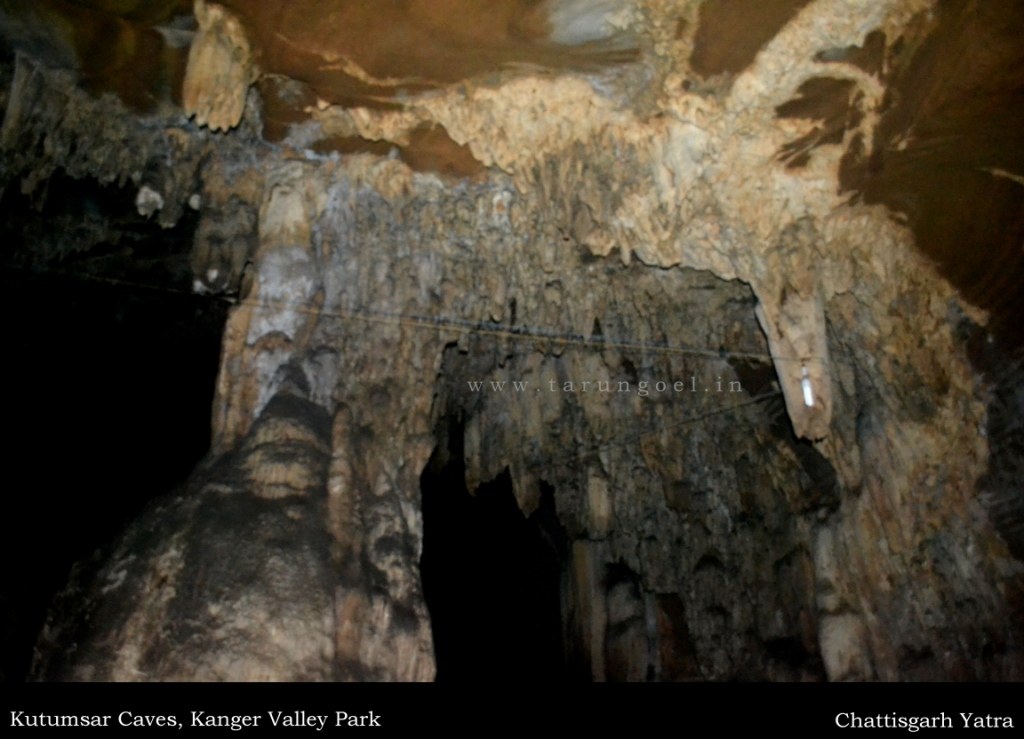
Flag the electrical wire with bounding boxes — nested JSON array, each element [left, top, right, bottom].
[[3, 262, 825, 366], [3, 261, 791, 477]]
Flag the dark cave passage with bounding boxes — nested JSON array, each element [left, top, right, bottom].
[[419, 424, 568, 682], [0, 174, 228, 682]]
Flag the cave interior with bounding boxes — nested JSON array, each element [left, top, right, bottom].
[[0, 0, 1022, 683]]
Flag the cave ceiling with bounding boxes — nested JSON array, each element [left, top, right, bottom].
[[2, 0, 1020, 341]]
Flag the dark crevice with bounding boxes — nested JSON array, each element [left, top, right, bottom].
[[967, 322, 1024, 561], [419, 416, 567, 682]]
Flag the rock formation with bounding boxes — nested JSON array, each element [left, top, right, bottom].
[[0, 0, 1021, 681]]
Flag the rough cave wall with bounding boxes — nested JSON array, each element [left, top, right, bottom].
[[2, 0, 1021, 681]]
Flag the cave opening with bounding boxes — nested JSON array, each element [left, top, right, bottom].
[[0, 172, 228, 682], [419, 418, 568, 683]]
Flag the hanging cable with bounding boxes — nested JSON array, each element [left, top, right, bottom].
[[4, 262, 827, 366]]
